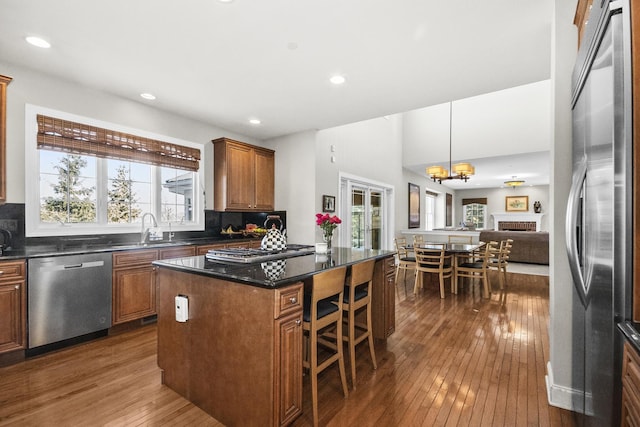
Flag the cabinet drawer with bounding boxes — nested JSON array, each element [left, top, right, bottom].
[[0, 260, 25, 282], [159, 246, 196, 260], [275, 283, 303, 318], [113, 249, 158, 267]]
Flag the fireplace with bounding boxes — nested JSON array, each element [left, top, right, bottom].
[[491, 213, 544, 232], [498, 221, 537, 231]]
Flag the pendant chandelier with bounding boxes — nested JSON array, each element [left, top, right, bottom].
[[504, 176, 525, 188], [427, 102, 474, 183]]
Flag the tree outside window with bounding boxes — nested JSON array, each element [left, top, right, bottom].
[[40, 153, 96, 223]]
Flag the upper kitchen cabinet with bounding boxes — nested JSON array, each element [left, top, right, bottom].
[[212, 137, 275, 212], [0, 75, 12, 205]]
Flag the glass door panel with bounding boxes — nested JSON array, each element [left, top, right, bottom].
[[349, 186, 384, 250]]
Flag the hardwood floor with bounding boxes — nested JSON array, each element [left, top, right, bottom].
[[0, 270, 575, 426]]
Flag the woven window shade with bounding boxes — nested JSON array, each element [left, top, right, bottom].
[[462, 197, 487, 206], [37, 115, 200, 171]]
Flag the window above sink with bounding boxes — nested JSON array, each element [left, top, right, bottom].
[[24, 105, 205, 237]]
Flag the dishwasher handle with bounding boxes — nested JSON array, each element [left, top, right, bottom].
[[64, 263, 84, 269]]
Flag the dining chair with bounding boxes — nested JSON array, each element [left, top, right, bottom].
[[488, 239, 513, 290], [454, 241, 498, 298], [302, 266, 349, 427], [340, 259, 377, 390], [413, 234, 424, 246], [394, 237, 416, 295], [413, 245, 453, 298]]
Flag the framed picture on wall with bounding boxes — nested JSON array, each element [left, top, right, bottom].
[[408, 183, 420, 228], [322, 195, 335, 212], [505, 195, 529, 212]]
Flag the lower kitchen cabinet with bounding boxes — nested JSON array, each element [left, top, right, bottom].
[[372, 255, 396, 340], [112, 246, 196, 325], [275, 311, 303, 426], [156, 268, 303, 426], [622, 340, 640, 426], [0, 260, 26, 354]]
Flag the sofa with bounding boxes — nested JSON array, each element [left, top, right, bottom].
[[478, 230, 549, 265]]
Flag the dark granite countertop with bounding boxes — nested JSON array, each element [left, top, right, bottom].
[[0, 237, 257, 261], [619, 321, 640, 354], [153, 247, 395, 289]]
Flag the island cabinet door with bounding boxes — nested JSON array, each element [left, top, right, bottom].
[[274, 311, 302, 426], [372, 255, 396, 339]]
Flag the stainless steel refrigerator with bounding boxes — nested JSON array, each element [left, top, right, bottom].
[[567, 0, 633, 425]]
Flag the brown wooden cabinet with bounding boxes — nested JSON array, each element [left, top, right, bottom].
[[0, 75, 12, 205], [156, 268, 302, 426], [622, 341, 640, 426], [212, 137, 275, 211], [372, 255, 396, 339], [112, 246, 196, 325], [0, 260, 26, 354], [275, 311, 303, 426]]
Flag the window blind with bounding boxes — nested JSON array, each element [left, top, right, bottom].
[[36, 114, 200, 171], [462, 197, 487, 206]]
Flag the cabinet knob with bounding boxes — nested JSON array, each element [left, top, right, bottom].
[[295, 319, 301, 326], [289, 296, 298, 304], [14, 285, 19, 290], [0, 270, 4, 275]]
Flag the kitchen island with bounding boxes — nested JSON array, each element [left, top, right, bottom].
[[153, 247, 395, 427]]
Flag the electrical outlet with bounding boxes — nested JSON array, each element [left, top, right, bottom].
[[175, 295, 189, 322]]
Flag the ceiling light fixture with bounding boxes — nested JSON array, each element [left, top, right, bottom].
[[249, 118, 261, 125], [140, 93, 156, 100], [427, 102, 474, 183], [26, 36, 51, 48], [329, 75, 346, 85], [504, 176, 525, 188]]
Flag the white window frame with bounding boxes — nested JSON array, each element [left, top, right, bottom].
[[425, 194, 436, 231], [25, 104, 205, 237], [462, 203, 487, 229]]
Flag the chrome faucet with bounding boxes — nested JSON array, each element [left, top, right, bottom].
[[140, 212, 158, 244]]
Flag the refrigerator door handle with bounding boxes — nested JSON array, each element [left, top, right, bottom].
[[566, 157, 588, 306]]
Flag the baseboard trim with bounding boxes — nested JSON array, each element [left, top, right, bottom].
[[545, 361, 583, 412]]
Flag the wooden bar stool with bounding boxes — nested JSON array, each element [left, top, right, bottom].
[[341, 259, 377, 390], [303, 266, 349, 427]]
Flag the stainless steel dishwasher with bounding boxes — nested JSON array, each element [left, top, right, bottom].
[[28, 253, 112, 350]]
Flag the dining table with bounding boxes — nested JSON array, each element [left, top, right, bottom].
[[405, 241, 486, 293]]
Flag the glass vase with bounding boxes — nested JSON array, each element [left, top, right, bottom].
[[323, 232, 333, 253]]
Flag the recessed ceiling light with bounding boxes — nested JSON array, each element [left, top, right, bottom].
[[249, 119, 261, 125], [26, 36, 51, 49], [218, 0, 234, 3], [329, 75, 346, 85], [140, 93, 156, 100]]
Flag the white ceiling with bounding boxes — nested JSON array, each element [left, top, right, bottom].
[[0, 0, 554, 188]]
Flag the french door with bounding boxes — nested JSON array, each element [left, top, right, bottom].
[[339, 174, 393, 250]]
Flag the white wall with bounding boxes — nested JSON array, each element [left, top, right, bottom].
[[264, 131, 316, 245], [402, 80, 552, 166], [313, 114, 405, 248], [0, 61, 260, 208], [455, 185, 550, 231], [546, 0, 578, 411]]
